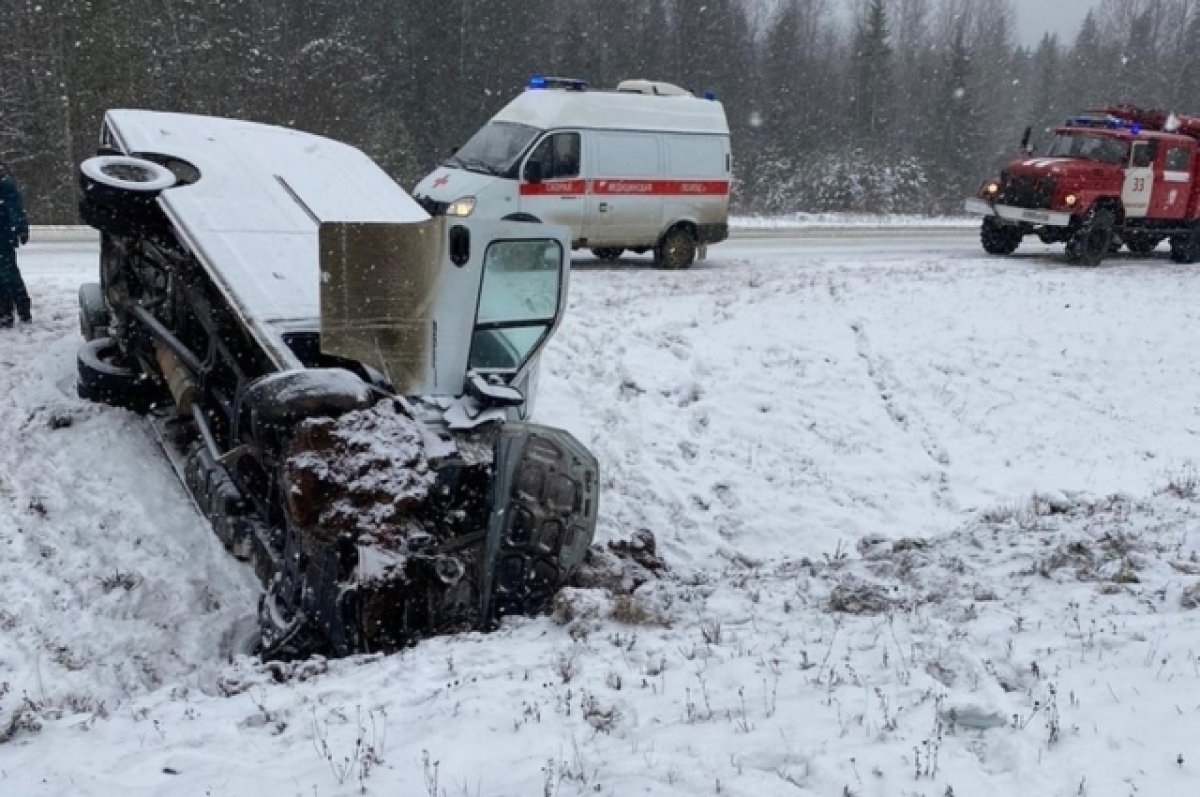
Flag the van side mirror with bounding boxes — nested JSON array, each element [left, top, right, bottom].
[[524, 160, 543, 184], [466, 371, 525, 408]]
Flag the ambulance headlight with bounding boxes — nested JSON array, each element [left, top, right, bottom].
[[446, 196, 476, 217]]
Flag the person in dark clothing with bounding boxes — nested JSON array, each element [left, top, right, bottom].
[[0, 161, 31, 327]]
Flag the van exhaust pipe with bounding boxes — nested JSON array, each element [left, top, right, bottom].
[[155, 342, 196, 414]]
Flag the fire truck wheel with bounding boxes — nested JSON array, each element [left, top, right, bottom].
[[1065, 207, 1115, 267], [591, 247, 623, 261], [654, 226, 697, 270], [1169, 228, 1200, 264], [980, 218, 1022, 255]]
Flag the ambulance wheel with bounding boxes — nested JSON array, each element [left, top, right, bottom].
[[591, 247, 623, 261], [654, 227, 697, 270], [980, 218, 1021, 255], [1065, 206, 1115, 267]]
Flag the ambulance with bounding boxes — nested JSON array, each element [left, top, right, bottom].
[[413, 77, 732, 270]]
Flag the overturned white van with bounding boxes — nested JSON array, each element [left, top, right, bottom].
[[413, 77, 732, 270]]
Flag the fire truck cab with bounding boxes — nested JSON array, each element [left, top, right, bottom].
[[965, 106, 1200, 266]]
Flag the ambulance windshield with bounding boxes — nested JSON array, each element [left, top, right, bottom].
[[1047, 133, 1129, 165], [447, 121, 540, 176]]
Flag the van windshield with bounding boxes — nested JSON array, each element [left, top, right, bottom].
[[1047, 133, 1129, 164], [446, 121, 540, 176]]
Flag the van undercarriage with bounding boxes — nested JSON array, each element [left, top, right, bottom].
[[75, 112, 599, 658]]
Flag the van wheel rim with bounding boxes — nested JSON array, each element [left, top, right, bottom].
[[100, 163, 161, 184]]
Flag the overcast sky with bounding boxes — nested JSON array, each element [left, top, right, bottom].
[[1011, 0, 1099, 45]]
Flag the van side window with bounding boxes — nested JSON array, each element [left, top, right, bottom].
[[527, 133, 581, 180], [1130, 141, 1157, 169], [1166, 146, 1191, 172]]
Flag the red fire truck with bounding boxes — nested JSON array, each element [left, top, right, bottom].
[[966, 106, 1200, 266]]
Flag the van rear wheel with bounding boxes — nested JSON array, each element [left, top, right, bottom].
[[591, 247, 623, 261], [654, 227, 697, 270], [77, 337, 158, 411]]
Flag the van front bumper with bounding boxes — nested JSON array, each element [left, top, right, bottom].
[[964, 198, 1072, 228]]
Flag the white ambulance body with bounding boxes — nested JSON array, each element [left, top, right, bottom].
[[413, 78, 732, 270]]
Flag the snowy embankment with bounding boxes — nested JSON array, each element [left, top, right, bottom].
[[0, 235, 1198, 796]]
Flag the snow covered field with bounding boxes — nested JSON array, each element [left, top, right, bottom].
[[1, 232, 1198, 796]]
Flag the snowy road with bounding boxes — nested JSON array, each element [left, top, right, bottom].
[[2, 233, 1199, 796]]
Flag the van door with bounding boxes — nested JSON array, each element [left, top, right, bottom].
[[662, 133, 731, 234], [584, 131, 663, 248], [1122, 140, 1156, 218], [519, 132, 585, 242], [1150, 142, 1192, 220]]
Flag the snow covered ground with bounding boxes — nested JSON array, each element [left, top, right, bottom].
[[1, 232, 1199, 796]]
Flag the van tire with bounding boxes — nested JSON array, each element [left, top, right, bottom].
[[79, 156, 177, 239], [654, 227, 697, 270], [79, 282, 110, 342], [77, 337, 157, 411], [591, 247, 623, 261]]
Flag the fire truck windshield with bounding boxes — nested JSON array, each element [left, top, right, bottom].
[[1047, 133, 1129, 165]]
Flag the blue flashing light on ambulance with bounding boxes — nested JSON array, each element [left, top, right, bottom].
[[414, 77, 732, 270]]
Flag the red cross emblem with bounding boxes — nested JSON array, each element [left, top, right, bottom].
[[432, 173, 450, 188]]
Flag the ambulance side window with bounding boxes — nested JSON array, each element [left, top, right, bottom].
[[1166, 146, 1191, 172], [526, 133, 581, 180]]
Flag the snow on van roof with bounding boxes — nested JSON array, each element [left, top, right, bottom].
[[104, 110, 427, 368], [493, 89, 729, 136]]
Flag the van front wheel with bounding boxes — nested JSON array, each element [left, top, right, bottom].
[[654, 227, 697, 270]]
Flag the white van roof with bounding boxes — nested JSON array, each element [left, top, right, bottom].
[[493, 86, 729, 136]]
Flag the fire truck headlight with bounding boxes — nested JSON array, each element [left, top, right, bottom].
[[1064, 194, 1078, 206], [985, 181, 999, 196], [447, 196, 477, 217]]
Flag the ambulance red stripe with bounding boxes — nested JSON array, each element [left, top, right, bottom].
[[520, 179, 729, 197]]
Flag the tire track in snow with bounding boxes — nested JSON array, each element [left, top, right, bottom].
[[827, 275, 955, 511]]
